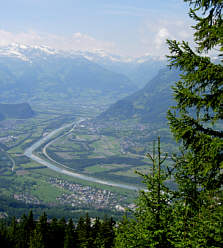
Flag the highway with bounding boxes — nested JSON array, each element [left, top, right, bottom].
[[24, 119, 141, 191]]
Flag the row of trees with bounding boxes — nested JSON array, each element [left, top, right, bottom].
[[0, 212, 115, 248], [115, 0, 223, 247]]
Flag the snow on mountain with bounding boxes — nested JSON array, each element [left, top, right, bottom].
[[68, 49, 133, 63], [0, 43, 164, 65], [0, 44, 29, 61], [0, 43, 60, 62], [0, 43, 122, 63], [134, 53, 166, 64]]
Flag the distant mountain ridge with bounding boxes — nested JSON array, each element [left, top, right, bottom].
[[0, 43, 164, 64], [0, 45, 137, 107], [0, 103, 34, 120], [0, 43, 167, 111], [98, 67, 180, 123], [0, 43, 165, 88]]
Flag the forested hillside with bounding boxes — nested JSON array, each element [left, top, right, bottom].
[[98, 67, 180, 123], [0, 103, 34, 120], [0, 51, 135, 106], [0, 212, 115, 248]]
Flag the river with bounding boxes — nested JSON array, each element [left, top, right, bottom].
[[24, 119, 141, 191]]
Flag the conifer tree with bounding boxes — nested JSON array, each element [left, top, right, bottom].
[[8, 216, 19, 248], [76, 214, 93, 248], [18, 214, 31, 248], [38, 212, 49, 248], [100, 216, 115, 248], [0, 220, 11, 248], [29, 229, 44, 248], [115, 137, 173, 248], [64, 219, 76, 248], [167, 0, 223, 193], [167, 0, 223, 246]]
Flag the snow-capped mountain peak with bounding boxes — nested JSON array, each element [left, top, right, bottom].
[[0, 43, 165, 65], [0, 43, 60, 62]]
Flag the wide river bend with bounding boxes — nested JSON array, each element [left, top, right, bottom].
[[24, 120, 141, 191]]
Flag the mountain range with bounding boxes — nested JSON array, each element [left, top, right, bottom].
[[0, 43, 167, 117], [0, 45, 135, 105], [98, 67, 180, 124], [0, 44, 165, 91]]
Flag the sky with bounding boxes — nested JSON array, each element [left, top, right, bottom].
[[0, 0, 195, 58]]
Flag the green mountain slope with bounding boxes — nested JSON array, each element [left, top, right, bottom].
[[127, 59, 166, 88], [0, 55, 135, 106], [94, 57, 165, 88], [98, 68, 180, 123], [0, 103, 34, 119]]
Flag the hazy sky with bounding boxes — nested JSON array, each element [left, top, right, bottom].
[[0, 0, 194, 57]]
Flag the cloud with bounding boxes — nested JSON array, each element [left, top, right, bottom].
[[155, 28, 171, 49], [0, 29, 116, 53], [0, 19, 195, 58], [139, 18, 194, 57]]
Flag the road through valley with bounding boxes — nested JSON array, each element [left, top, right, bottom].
[[24, 119, 140, 191]]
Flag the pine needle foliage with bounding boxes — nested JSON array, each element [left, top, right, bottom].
[[167, 0, 223, 192], [166, 0, 223, 246], [115, 137, 173, 248]]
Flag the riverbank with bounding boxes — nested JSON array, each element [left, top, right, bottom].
[[24, 119, 140, 191]]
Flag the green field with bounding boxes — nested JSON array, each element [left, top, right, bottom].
[[39, 118, 175, 188], [0, 104, 175, 219]]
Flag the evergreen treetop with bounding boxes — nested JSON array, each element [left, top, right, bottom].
[[167, 0, 223, 191]]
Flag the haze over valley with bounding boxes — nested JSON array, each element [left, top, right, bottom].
[[0, 41, 178, 217], [0, 0, 193, 219]]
